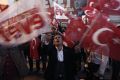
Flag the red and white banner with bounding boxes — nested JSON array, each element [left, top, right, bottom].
[[0, 0, 50, 46]]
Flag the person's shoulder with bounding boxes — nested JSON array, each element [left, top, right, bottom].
[[63, 46, 74, 51], [63, 45, 69, 49], [48, 45, 56, 51]]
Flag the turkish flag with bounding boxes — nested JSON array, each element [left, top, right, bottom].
[[63, 17, 87, 48], [87, 0, 101, 10], [108, 32, 120, 61], [88, 0, 120, 15], [102, 0, 120, 15], [82, 14, 120, 60], [30, 37, 40, 60], [106, 24, 120, 60], [82, 14, 106, 50], [83, 6, 100, 25]]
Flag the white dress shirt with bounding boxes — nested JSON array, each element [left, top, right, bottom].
[[56, 47, 64, 62]]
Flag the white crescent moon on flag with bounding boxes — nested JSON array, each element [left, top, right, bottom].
[[113, 0, 120, 10], [84, 10, 93, 17], [89, 2, 94, 7], [84, 9, 97, 17], [92, 28, 113, 46]]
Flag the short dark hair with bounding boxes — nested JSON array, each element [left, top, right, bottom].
[[53, 32, 63, 39]]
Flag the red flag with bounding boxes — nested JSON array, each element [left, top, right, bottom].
[[82, 14, 120, 60], [102, 0, 120, 15], [30, 37, 40, 60], [83, 5, 120, 60], [105, 25, 120, 60], [84, 6, 100, 25], [63, 17, 87, 48], [88, 0, 101, 10], [88, 0, 120, 15], [108, 33, 120, 60]]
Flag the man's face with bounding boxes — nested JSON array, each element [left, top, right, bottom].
[[46, 33, 52, 40], [53, 35, 63, 46], [51, 27, 57, 33]]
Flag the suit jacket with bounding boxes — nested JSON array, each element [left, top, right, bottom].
[[45, 45, 75, 80]]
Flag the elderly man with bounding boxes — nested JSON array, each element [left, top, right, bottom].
[[45, 33, 76, 80]]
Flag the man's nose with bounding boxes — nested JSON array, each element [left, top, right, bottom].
[[56, 38, 59, 40]]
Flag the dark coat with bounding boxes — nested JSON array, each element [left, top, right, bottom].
[[45, 45, 75, 80]]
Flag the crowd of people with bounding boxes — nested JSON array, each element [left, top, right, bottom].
[[0, 23, 120, 80], [0, 0, 120, 80]]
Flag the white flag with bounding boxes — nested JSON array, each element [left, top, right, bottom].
[[53, 1, 68, 19]]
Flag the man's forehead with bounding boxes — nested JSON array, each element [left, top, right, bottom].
[[46, 33, 51, 36], [54, 35, 61, 37], [54, 35, 62, 38]]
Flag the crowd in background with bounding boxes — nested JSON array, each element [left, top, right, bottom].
[[0, 22, 120, 80], [0, 0, 120, 80]]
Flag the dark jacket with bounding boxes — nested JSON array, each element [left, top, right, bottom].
[[45, 45, 75, 80]]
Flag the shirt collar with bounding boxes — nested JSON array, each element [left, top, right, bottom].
[[56, 46, 63, 51]]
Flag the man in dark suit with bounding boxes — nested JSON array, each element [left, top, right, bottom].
[[45, 33, 75, 80]]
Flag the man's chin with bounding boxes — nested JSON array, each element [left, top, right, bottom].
[[54, 44, 60, 46]]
